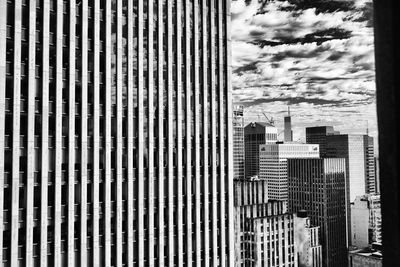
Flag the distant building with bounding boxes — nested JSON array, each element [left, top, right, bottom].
[[288, 158, 348, 267], [259, 143, 319, 201], [326, 134, 376, 202], [305, 126, 338, 157], [348, 244, 382, 267], [294, 211, 323, 267], [374, 157, 380, 194], [351, 195, 382, 248], [284, 107, 293, 142], [244, 122, 278, 179], [235, 199, 297, 267], [234, 179, 269, 207], [233, 105, 245, 180]]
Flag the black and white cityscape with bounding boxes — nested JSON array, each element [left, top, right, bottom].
[[0, 0, 382, 266]]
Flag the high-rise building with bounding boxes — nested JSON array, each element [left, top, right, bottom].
[[305, 126, 338, 157], [244, 122, 277, 179], [294, 211, 323, 267], [0, 1, 234, 266], [326, 134, 376, 202], [259, 143, 319, 201], [233, 105, 245, 180], [351, 194, 382, 248], [284, 107, 293, 142], [374, 157, 380, 194], [234, 198, 297, 267], [288, 158, 348, 267]]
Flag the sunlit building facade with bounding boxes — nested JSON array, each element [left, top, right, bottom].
[[0, 0, 234, 266]]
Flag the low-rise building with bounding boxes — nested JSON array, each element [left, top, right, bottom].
[[348, 244, 382, 267]]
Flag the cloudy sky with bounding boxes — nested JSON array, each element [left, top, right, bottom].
[[231, 0, 377, 150]]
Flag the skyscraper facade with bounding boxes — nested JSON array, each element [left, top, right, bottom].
[[233, 105, 245, 180], [0, 0, 234, 266], [351, 194, 382, 248], [326, 134, 376, 202], [244, 122, 277, 179], [259, 143, 319, 201], [305, 126, 337, 158], [284, 107, 293, 142], [288, 158, 348, 267]]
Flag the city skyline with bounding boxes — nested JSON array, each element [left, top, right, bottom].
[[231, 0, 377, 148]]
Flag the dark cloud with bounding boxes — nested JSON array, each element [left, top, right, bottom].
[[242, 96, 345, 107], [250, 27, 352, 47], [277, 0, 355, 14], [233, 61, 259, 75]]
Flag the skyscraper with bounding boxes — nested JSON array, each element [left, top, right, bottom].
[[259, 143, 319, 201], [326, 134, 376, 202], [305, 126, 338, 157], [284, 107, 293, 142], [233, 105, 245, 180], [0, 0, 234, 266], [288, 158, 348, 267], [244, 122, 277, 179]]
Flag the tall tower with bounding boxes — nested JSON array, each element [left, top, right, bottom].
[[288, 158, 348, 267], [233, 105, 245, 180], [284, 106, 293, 142], [244, 122, 278, 179], [0, 0, 234, 266]]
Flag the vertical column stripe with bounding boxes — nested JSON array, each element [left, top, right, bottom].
[[104, 0, 112, 265], [116, 0, 123, 266], [0, 0, 6, 262], [184, 0, 193, 265], [25, 1, 36, 265], [54, 0, 64, 265], [202, 1, 210, 265], [10, 2, 22, 266], [193, 0, 201, 265], [209, 0, 218, 265], [157, 1, 165, 264], [126, 0, 135, 265], [92, 0, 100, 264], [137, 0, 145, 265], [80, 0, 89, 265], [40, 1, 50, 265], [167, 1, 174, 266], [68, 1, 76, 266], [147, 0, 155, 266], [176, 0, 184, 266], [217, 1, 226, 264]]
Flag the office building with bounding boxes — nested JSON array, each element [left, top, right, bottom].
[[259, 143, 319, 201], [234, 199, 297, 267], [284, 107, 293, 142], [294, 211, 323, 267], [244, 122, 277, 179], [305, 126, 338, 157], [288, 158, 348, 267], [351, 195, 382, 248], [233, 105, 245, 180], [374, 157, 380, 194], [348, 244, 382, 267], [326, 134, 376, 202], [234, 179, 269, 207], [0, 0, 234, 266]]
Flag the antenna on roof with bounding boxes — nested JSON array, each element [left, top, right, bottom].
[[288, 106, 290, 117], [366, 120, 369, 136]]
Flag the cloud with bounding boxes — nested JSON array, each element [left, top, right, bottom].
[[231, 0, 378, 150]]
